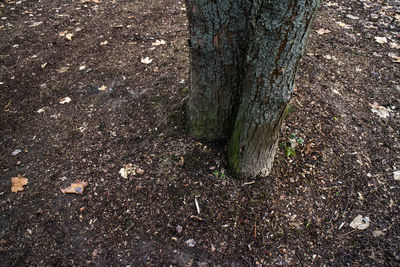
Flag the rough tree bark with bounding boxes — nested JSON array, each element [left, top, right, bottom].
[[185, 0, 320, 176], [185, 0, 251, 140]]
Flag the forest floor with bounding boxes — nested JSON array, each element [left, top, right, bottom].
[[1, 0, 400, 266]]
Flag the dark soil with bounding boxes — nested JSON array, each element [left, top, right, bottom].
[[1, 0, 400, 266]]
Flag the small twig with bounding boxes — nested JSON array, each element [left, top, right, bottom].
[[295, 251, 305, 267], [180, 96, 188, 103], [243, 181, 256, 186], [341, 229, 357, 237], [190, 215, 204, 221], [253, 222, 257, 238], [4, 100, 11, 110], [194, 197, 200, 215], [240, 255, 252, 267]]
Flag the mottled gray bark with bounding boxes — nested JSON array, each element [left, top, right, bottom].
[[186, 0, 320, 176]]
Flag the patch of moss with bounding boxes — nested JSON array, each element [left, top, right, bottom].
[[227, 118, 244, 174]]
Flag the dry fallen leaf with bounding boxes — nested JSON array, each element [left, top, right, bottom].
[[60, 181, 88, 194], [98, 85, 107, 91], [11, 174, 28, 193], [346, 14, 359, 20], [65, 33, 74, 40], [373, 230, 385, 237], [176, 156, 185, 166], [119, 167, 128, 178], [323, 54, 337, 60], [389, 42, 400, 49], [316, 28, 331, 35], [80, 0, 100, 3], [29, 21, 43, 28], [59, 31, 68, 37], [305, 143, 314, 156], [119, 163, 144, 178], [388, 52, 400, 63], [350, 215, 370, 230], [369, 102, 392, 118], [141, 57, 153, 64], [136, 168, 145, 176], [57, 66, 69, 73], [394, 170, 400, 181], [336, 22, 350, 28], [324, 2, 338, 7], [152, 39, 166, 46], [374, 36, 388, 44], [119, 163, 134, 178], [59, 97, 71, 104]]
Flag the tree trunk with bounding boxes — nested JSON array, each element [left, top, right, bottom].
[[185, 0, 251, 140], [186, 0, 320, 176]]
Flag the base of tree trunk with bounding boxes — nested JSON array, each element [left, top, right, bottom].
[[185, 0, 321, 177]]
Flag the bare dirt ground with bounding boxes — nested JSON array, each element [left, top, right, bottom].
[[1, 0, 400, 266]]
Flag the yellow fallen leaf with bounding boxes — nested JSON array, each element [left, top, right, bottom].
[[11, 174, 28, 193], [60, 181, 88, 194], [336, 22, 349, 28]]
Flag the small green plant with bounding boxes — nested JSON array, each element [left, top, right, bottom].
[[278, 142, 287, 149], [213, 170, 226, 180], [285, 147, 296, 157], [297, 138, 304, 145], [281, 132, 306, 158]]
